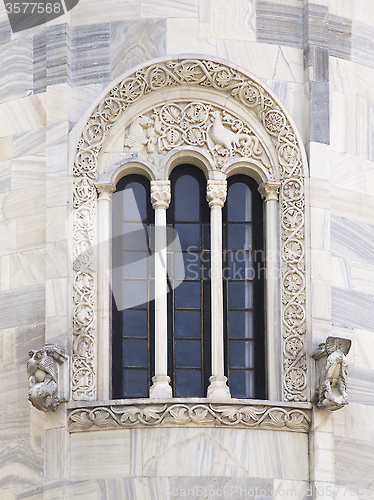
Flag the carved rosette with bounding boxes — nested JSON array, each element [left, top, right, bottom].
[[74, 58, 307, 402]]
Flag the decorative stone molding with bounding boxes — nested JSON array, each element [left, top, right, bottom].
[[258, 182, 281, 202], [124, 102, 272, 173], [73, 58, 307, 402], [68, 400, 311, 433], [27, 345, 68, 412], [150, 180, 171, 209], [312, 337, 351, 411], [206, 179, 227, 208]]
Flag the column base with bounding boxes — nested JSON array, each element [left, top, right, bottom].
[[207, 375, 231, 399], [149, 375, 173, 399]]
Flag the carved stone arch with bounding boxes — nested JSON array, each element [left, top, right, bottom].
[[72, 57, 308, 403]]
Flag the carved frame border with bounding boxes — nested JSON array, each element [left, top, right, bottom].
[[72, 58, 307, 402]]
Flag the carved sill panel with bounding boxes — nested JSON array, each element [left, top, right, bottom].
[[68, 400, 311, 433], [73, 58, 307, 402]]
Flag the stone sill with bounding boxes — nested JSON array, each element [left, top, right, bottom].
[[67, 398, 312, 434]]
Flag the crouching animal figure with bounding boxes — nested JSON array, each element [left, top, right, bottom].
[[27, 345, 66, 412], [314, 337, 351, 411]]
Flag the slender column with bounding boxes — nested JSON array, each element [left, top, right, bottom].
[[149, 180, 173, 398], [206, 179, 231, 399], [95, 181, 116, 400], [258, 182, 281, 401]]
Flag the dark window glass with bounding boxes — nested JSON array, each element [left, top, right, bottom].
[[123, 369, 149, 398], [112, 175, 154, 399], [123, 310, 148, 337], [229, 370, 254, 399], [167, 165, 210, 398], [175, 311, 201, 338], [229, 341, 254, 368], [227, 182, 252, 222], [175, 175, 199, 221], [175, 370, 202, 397], [176, 340, 201, 368], [223, 175, 265, 399], [175, 281, 200, 309], [123, 182, 147, 221]]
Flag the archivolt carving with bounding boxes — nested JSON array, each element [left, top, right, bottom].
[[73, 58, 306, 402], [68, 401, 310, 432]]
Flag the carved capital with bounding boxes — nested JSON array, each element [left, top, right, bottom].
[[206, 180, 227, 208], [27, 344, 68, 412], [95, 182, 116, 201], [258, 182, 281, 202], [151, 180, 171, 209], [312, 336, 352, 411]]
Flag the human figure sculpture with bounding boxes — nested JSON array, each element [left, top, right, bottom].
[[314, 337, 351, 411]]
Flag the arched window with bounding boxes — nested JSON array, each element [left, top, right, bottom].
[[166, 165, 210, 397], [110, 169, 266, 400], [111, 175, 154, 399], [223, 175, 265, 399]]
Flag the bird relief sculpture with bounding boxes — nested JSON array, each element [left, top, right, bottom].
[[313, 337, 351, 411], [124, 102, 272, 172], [27, 345, 67, 412]]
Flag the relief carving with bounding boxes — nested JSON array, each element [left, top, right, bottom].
[[68, 401, 310, 433], [313, 337, 351, 411], [124, 103, 272, 173], [27, 345, 67, 412]]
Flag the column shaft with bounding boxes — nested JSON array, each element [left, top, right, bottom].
[[206, 179, 231, 399], [149, 180, 172, 398]]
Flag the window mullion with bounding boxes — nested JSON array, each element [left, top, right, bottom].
[[149, 180, 173, 398], [206, 178, 231, 399]]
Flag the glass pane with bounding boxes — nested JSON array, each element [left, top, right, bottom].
[[175, 311, 201, 338], [229, 311, 253, 338], [229, 340, 254, 368], [229, 370, 254, 398], [176, 340, 201, 368], [123, 369, 148, 397], [122, 224, 149, 250], [175, 175, 199, 221], [179, 253, 200, 280], [175, 224, 200, 250], [122, 280, 148, 309], [175, 281, 200, 309], [228, 183, 252, 222], [123, 182, 147, 221], [227, 253, 252, 280], [123, 339, 148, 367], [228, 225, 252, 250], [229, 282, 253, 309], [122, 252, 147, 278], [175, 369, 201, 397], [123, 310, 147, 338]]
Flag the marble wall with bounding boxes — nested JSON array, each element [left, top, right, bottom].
[[1, 0, 374, 498]]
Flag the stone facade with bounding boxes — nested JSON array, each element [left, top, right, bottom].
[[1, 0, 374, 498]]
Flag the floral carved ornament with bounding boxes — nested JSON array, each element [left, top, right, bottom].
[[73, 58, 307, 402]]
